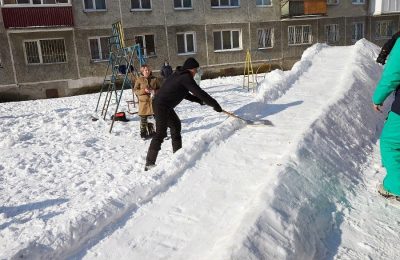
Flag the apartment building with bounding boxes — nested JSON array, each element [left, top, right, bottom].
[[0, 0, 399, 101]]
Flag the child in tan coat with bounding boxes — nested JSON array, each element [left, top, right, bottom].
[[133, 65, 161, 139]]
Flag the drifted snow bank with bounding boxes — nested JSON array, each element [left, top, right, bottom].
[[232, 40, 385, 259]]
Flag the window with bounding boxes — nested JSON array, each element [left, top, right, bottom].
[[211, 0, 239, 8], [89, 37, 109, 61], [326, 0, 339, 4], [135, 34, 156, 56], [351, 0, 364, 4], [376, 21, 394, 39], [84, 0, 106, 10], [213, 30, 241, 51], [256, 0, 271, 6], [257, 28, 274, 49], [288, 25, 312, 45], [24, 39, 67, 64], [174, 0, 192, 8], [325, 24, 339, 43], [3, 0, 69, 4], [131, 0, 151, 10], [177, 32, 196, 54], [351, 22, 364, 42]]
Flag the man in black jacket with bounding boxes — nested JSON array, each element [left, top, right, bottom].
[[376, 30, 400, 65], [145, 57, 222, 171]]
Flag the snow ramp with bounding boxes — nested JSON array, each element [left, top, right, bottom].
[[75, 40, 386, 259]]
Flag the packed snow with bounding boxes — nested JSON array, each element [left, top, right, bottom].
[[1, 39, 400, 259]]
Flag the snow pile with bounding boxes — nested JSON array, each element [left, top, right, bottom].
[[232, 39, 385, 259]]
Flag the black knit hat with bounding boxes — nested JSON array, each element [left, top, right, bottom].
[[182, 57, 200, 70]]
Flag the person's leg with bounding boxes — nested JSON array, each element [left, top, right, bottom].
[[146, 106, 169, 166], [380, 112, 400, 196], [140, 115, 148, 139], [168, 110, 182, 153]]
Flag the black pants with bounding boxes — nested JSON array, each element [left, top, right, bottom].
[[146, 105, 182, 165]]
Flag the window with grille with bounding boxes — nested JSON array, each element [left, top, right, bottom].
[[131, 0, 151, 10], [135, 34, 156, 56], [257, 28, 274, 49], [89, 37, 109, 61], [174, 0, 192, 9], [3, 0, 69, 4], [24, 39, 67, 64], [288, 25, 312, 45], [177, 32, 196, 54], [351, 0, 364, 4], [326, 0, 339, 5], [376, 21, 394, 39], [213, 30, 241, 51], [256, 0, 271, 6], [211, 0, 239, 8], [325, 24, 339, 43], [351, 22, 364, 42], [84, 0, 106, 10]]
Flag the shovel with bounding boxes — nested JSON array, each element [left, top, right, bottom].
[[222, 110, 273, 126]]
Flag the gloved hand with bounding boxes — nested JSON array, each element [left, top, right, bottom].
[[213, 104, 222, 112], [144, 88, 151, 95], [198, 100, 205, 106], [376, 56, 385, 65]]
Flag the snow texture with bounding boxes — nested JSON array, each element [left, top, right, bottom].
[[1, 39, 399, 260]]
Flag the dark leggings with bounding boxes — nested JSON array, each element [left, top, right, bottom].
[[146, 105, 182, 165]]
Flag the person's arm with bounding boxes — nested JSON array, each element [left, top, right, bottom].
[[373, 38, 400, 109], [134, 79, 149, 96], [184, 93, 204, 105], [181, 73, 222, 112], [377, 31, 400, 64]]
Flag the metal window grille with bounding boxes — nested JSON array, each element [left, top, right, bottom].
[[257, 28, 273, 48], [352, 23, 364, 41], [376, 21, 394, 39], [174, 0, 192, 8], [131, 0, 151, 9], [288, 25, 312, 45], [325, 24, 339, 43], [25, 39, 66, 64]]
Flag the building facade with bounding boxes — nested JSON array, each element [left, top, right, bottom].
[[0, 0, 399, 100]]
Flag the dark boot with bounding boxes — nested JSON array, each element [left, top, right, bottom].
[[172, 138, 182, 153], [146, 149, 159, 167]]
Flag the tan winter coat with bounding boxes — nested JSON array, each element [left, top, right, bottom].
[[133, 75, 161, 116]]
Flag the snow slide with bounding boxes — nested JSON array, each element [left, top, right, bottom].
[[78, 40, 386, 259]]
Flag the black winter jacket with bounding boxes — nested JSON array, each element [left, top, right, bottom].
[[376, 31, 400, 64], [153, 69, 220, 110]]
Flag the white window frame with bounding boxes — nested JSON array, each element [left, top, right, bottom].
[[135, 34, 156, 57], [174, 0, 192, 10], [176, 32, 196, 55], [88, 36, 109, 62], [375, 20, 394, 40], [326, 0, 339, 5], [23, 38, 67, 65], [351, 0, 365, 4], [83, 0, 106, 11], [256, 0, 272, 7], [211, 0, 240, 8], [257, 27, 274, 49], [288, 25, 312, 46], [325, 24, 339, 43], [131, 0, 152, 11], [351, 22, 364, 42], [213, 29, 242, 52], [2, 0, 70, 6]]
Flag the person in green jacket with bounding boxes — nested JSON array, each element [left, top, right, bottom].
[[373, 38, 400, 198]]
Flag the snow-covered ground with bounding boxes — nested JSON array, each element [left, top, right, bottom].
[[1, 39, 400, 259]]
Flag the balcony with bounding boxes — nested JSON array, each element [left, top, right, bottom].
[[370, 0, 400, 15], [1, 6, 74, 29], [281, 0, 327, 18]]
